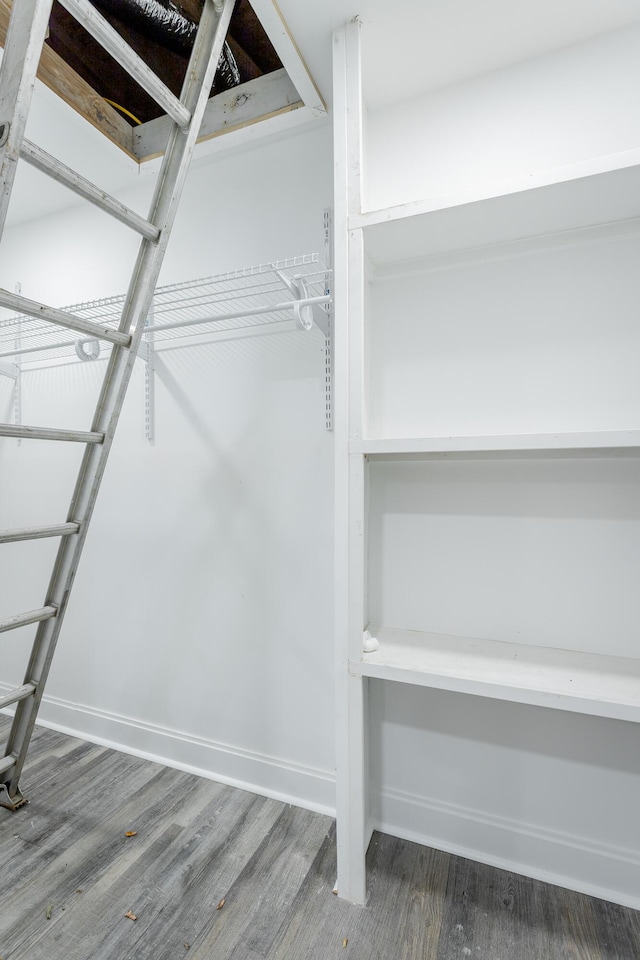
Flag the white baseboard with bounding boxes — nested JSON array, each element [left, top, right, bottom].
[[3, 685, 639, 910], [373, 784, 640, 911], [1, 688, 335, 816]]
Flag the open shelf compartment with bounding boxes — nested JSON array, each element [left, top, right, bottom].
[[355, 151, 640, 266]]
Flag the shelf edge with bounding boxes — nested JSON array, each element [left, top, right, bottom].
[[350, 149, 640, 231], [349, 659, 640, 723], [350, 431, 640, 460]]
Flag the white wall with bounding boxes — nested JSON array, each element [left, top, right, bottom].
[[368, 237, 640, 440], [365, 22, 640, 211], [0, 121, 336, 812]]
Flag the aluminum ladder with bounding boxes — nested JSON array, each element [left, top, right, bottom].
[[0, 0, 235, 809]]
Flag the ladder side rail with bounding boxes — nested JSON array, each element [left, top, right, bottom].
[[0, 0, 54, 237], [1, 0, 236, 808], [56, 0, 191, 129]]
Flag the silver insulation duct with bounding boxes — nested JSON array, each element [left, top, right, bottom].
[[90, 0, 240, 87]]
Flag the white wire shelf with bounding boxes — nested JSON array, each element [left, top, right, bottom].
[[0, 254, 332, 368]]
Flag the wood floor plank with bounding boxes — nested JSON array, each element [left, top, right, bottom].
[[551, 885, 611, 960], [402, 839, 450, 960], [0, 744, 152, 889], [0, 764, 204, 955], [434, 854, 622, 960], [341, 833, 426, 960], [590, 896, 640, 960], [83, 791, 287, 960], [270, 831, 448, 960], [269, 824, 360, 960], [436, 852, 482, 960], [1, 723, 639, 960], [187, 804, 333, 960]]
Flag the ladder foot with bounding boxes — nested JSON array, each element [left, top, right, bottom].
[[0, 784, 28, 811]]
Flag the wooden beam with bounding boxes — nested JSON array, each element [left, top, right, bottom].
[[249, 0, 326, 114], [0, 0, 135, 160], [133, 67, 302, 162]]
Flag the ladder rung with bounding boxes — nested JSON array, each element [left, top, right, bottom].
[[0, 522, 80, 544], [0, 289, 131, 346], [0, 423, 103, 443], [0, 756, 15, 776], [0, 606, 57, 635], [0, 684, 36, 711], [20, 140, 161, 242], [58, 0, 192, 130]]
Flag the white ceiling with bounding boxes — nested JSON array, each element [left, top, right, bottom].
[[280, 0, 640, 106], [3, 0, 640, 226]]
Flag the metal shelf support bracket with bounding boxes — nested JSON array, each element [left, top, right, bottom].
[[144, 309, 155, 443]]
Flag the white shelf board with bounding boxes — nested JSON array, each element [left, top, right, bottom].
[[352, 150, 640, 266], [351, 626, 640, 723], [350, 430, 640, 460]]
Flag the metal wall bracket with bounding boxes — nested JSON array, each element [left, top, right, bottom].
[[274, 269, 330, 336], [11, 286, 22, 445], [324, 207, 333, 431], [144, 309, 155, 443]]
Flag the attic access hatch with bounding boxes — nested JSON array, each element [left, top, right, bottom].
[[0, 0, 325, 162]]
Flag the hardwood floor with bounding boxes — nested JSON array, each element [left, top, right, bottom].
[[1, 718, 638, 959]]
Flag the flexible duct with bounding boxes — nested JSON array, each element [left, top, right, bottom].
[[90, 0, 240, 87]]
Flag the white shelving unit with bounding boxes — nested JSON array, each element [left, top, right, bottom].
[[333, 19, 640, 903]]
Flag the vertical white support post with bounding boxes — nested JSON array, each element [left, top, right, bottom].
[[333, 17, 369, 904]]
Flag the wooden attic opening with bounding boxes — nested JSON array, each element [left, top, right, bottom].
[[0, 0, 322, 163]]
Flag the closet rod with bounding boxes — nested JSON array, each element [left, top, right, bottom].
[[142, 294, 330, 335]]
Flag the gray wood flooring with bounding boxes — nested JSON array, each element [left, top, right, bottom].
[[1, 718, 638, 959]]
